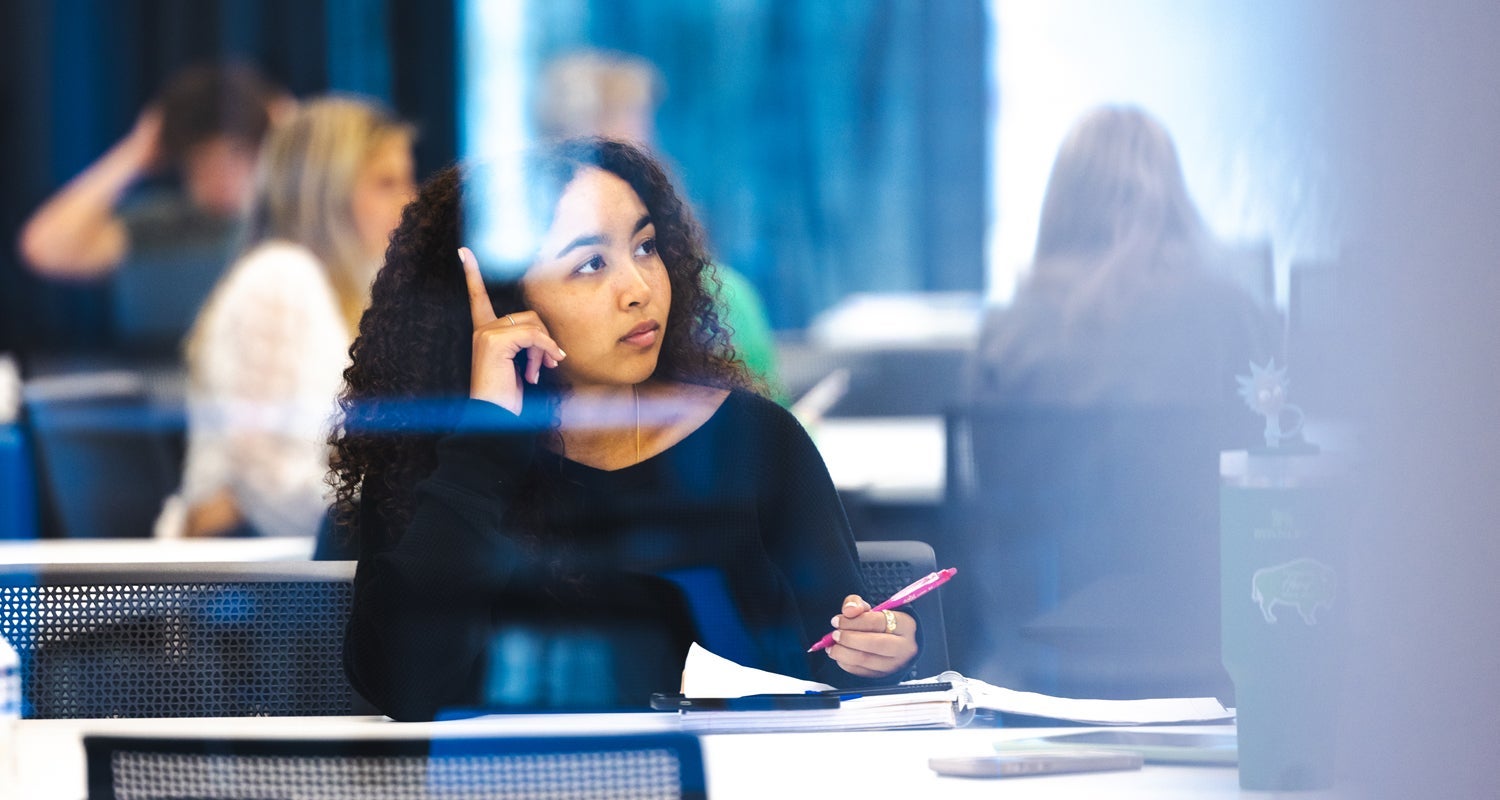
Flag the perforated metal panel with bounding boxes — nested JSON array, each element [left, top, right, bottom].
[[86, 735, 707, 800], [0, 562, 357, 718]]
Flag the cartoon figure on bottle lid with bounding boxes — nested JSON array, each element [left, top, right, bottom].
[[1236, 359, 1307, 449]]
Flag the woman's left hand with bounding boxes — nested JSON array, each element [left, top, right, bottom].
[[824, 595, 919, 678]]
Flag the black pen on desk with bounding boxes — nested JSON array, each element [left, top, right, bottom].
[[817, 681, 954, 701], [651, 693, 840, 711], [807, 567, 958, 652]]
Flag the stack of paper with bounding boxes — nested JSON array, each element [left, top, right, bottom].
[[960, 679, 1233, 726], [672, 644, 1233, 734], [676, 645, 959, 733]]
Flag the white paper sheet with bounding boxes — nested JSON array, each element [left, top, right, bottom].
[[959, 679, 1233, 726], [681, 643, 834, 697], [681, 642, 1233, 727]]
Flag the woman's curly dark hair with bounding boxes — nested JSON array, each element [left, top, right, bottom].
[[331, 138, 758, 547]]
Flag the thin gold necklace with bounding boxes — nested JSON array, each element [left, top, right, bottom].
[[633, 383, 641, 464]]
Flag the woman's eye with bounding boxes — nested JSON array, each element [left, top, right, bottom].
[[634, 238, 658, 258], [575, 254, 606, 275]]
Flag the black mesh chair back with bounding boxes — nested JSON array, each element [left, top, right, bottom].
[[6, 551, 945, 718], [85, 733, 708, 800], [854, 539, 950, 677], [0, 561, 358, 718]]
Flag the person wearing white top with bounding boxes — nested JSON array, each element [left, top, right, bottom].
[[155, 96, 415, 539]]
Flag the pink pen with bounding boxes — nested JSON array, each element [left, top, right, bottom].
[[807, 567, 958, 652]]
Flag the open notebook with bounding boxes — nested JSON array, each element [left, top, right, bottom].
[[671, 644, 1233, 734]]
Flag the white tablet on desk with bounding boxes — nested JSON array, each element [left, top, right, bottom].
[[999, 729, 1238, 766]]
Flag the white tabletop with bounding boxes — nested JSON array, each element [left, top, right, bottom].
[[814, 416, 944, 504], [0, 536, 315, 565], [11, 715, 1253, 799]]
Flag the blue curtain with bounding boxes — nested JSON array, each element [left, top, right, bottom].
[[523, 0, 986, 329], [0, 0, 981, 355]]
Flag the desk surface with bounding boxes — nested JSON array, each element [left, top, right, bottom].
[[814, 416, 944, 505], [0, 536, 314, 565], [15, 716, 1248, 799]]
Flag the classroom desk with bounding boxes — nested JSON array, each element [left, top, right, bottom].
[[814, 416, 944, 505], [0, 536, 315, 565], [812, 415, 1354, 509], [14, 716, 1249, 799]]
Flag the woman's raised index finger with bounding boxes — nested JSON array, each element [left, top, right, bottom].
[[457, 247, 497, 327]]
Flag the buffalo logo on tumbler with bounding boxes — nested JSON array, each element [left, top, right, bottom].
[[1250, 557, 1336, 625]]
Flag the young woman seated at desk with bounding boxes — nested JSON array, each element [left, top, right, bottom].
[[334, 140, 918, 721]]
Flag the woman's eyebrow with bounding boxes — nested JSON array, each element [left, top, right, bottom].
[[555, 215, 653, 259], [555, 233, 606, 259]]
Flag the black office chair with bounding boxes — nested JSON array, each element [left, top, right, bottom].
[[0, 561, 359, 718], [110, 224, 236, 359], [22, 371, 185, 538], [85, 733, 708, 800], [855, 539, 950, 678], [1218, 238, 1276, 311], [1287, 259, 1347, 415], [943, 404, 1231, 701]]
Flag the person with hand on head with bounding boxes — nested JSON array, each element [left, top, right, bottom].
[[154, 96, 415, 541], [335, 139, 916, 721], [18, 63, 288, 281]]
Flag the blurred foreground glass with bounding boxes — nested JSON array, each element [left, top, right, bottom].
[[1220, 448, 1346, 790]]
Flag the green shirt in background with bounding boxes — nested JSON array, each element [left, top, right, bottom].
[[713, 265, 787, 405]]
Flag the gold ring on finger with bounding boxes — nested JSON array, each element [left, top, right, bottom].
[[882, 609, 897, 634], [506, 314, 517, 327]]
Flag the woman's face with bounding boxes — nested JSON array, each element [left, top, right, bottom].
[[522, 167, 671, 391], [351, 134, 416, 262]]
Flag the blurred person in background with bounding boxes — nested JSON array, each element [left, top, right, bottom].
[[964, 105, 1279, 420], [18, 63, 288, 281], [953, 106, 1281, 696], [154, 96, 415, 539], [536, 49, 784, 400]]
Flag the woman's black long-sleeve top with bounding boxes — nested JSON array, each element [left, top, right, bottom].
[[345, 389, 902, 720]]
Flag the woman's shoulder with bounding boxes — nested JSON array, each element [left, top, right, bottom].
[[194, 241, 343, 356], [716, 384, 785, 417], [211, 241, 338, 314], [658, 383, 795, 439], [713, 386, 812, 443], [228, 241, 330, 287]]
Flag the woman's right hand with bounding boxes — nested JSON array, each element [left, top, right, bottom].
[[459, 247, 566, 415]]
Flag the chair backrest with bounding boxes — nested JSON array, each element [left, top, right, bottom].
[[111, 229, 234, 359], [85, 733, 707, 800], [22, 371, 185, 539], [855, 539, 949, 678], [1287, 259, 1346, 413], [1218, 238, 1276, 310], [0, 561, 358, 718], [943, 404, 1230, 700], [0, 423, 40, 539], [5, 551, 946, 718]]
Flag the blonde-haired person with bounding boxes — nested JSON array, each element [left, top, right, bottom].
[[155, 96, 416, 539], [965, 105, 1278, 412]]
